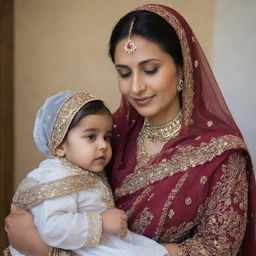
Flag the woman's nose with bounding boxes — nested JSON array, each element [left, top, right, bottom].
[[131, 73, 146, 94]]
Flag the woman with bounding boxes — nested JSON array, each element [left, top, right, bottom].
[[5, 4, 256, 256]]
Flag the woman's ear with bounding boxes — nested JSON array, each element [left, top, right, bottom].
[[55, 144, 66, 157]]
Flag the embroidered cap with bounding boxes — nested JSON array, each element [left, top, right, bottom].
[[33, 90, 98, 156]]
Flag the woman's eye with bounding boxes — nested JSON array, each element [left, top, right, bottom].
[[119, 72, 131, 78], [117, 69, 131, 78], [144, 67, 158, 75]]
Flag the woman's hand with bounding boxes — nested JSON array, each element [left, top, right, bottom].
[[161, 243, 182, 256], [101, 208, 128, 238], [5, 204, 51, 256]]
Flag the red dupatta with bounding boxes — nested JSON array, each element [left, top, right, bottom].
[[108, 4, 256, 255]]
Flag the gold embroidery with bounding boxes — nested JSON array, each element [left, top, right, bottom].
[[136, 4, 194, 126], [13, 158, 115, 211], [13, 174, 99, 210], [159, 152, 248, 252], [61, 158, 115, 209], [178, 153, 248, 255], [101, 177, 115, 209], [200, 176, 207, 184], [154, 173, 189, 240], [3, 247, 11, 256], [85, 211, 102, 247], [50, 92, 98, 155], [126, 186, 153, 218], [115, 135, 247, 198], [48, 248, 78, 256], [161, 220, 198, 243], [131, 207, 154, 235], [194, 60, 199, 68], [185, 197, 192, 205], [168, 209, 175, 219], [207, 121, 213, 127]]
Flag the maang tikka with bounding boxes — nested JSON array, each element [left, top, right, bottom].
[[124, 18, 136, 54]]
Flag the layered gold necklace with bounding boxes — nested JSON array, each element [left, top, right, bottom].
[[139, 111, 182, 142]]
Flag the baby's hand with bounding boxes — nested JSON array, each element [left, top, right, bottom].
[[101, 208, 128, 237]]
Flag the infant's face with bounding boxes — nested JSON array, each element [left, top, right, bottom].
[[61, 113, 113, 172]]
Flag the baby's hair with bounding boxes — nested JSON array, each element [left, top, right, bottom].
[[68, 100, 112, 132]]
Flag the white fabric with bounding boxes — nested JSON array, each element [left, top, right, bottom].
[[10, 158, 168, 256]]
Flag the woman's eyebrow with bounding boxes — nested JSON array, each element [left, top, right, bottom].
[[115, 58, 160, 69]]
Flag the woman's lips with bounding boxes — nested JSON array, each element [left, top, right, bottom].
[[133, 96, 154, 106]]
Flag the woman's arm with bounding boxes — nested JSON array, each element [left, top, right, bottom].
[[5, 204, 50, 256], [161, 243, 182, 255], [178, 152, 248, 255], [5, 204, 79, 256]]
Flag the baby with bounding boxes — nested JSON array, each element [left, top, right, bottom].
[[10, 91, 168, 256]]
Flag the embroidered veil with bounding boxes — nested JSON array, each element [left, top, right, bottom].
[[109, 4, 256, 255]]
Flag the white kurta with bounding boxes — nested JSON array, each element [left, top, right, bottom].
[[10, 158, 167, 256]]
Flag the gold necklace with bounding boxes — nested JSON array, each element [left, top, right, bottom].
[[139, 112, 182, 142]]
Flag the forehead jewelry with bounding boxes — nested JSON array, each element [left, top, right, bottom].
[[124, 18, 136, 54]]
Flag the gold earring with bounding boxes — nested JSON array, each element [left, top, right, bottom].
[[124, 18, 136, 54], [177, 79, 184, 92]]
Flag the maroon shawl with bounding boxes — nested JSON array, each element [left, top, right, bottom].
[[108, 4, 256, 256]]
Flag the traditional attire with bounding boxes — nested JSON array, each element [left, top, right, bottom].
[[7, 91, 167, 256], [107, 4, 256, 256], [10, 158, 167, 256]]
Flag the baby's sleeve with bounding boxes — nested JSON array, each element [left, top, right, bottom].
[[32, 191, 102, 250]]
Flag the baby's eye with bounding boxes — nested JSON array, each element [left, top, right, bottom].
[[86, 135, 96, 141], [104, 134, 112, 141]]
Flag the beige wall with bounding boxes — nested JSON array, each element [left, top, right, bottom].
[[14, 0, 216, 187]]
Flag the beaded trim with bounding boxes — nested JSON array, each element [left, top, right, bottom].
[[12, 173, 99, 210], [139, 112, 182, 142], [50, 92, 98, 155], [85, 211, 102, 247], [48, 248, 78, 256]]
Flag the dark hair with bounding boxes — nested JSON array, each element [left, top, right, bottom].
[[68, 100, 112, 132], [109, 10, 183, 68]]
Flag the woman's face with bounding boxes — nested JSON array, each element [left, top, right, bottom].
[[114, 35, 182, 124]]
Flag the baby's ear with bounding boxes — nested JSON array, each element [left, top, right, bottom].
[[55, 144, 66, 157]]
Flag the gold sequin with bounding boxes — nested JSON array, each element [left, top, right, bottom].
[[185, 197, 192, 205], [168, 209, 175, 219], [200, 176, 207, 184], [207, 121, 213, 127]]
